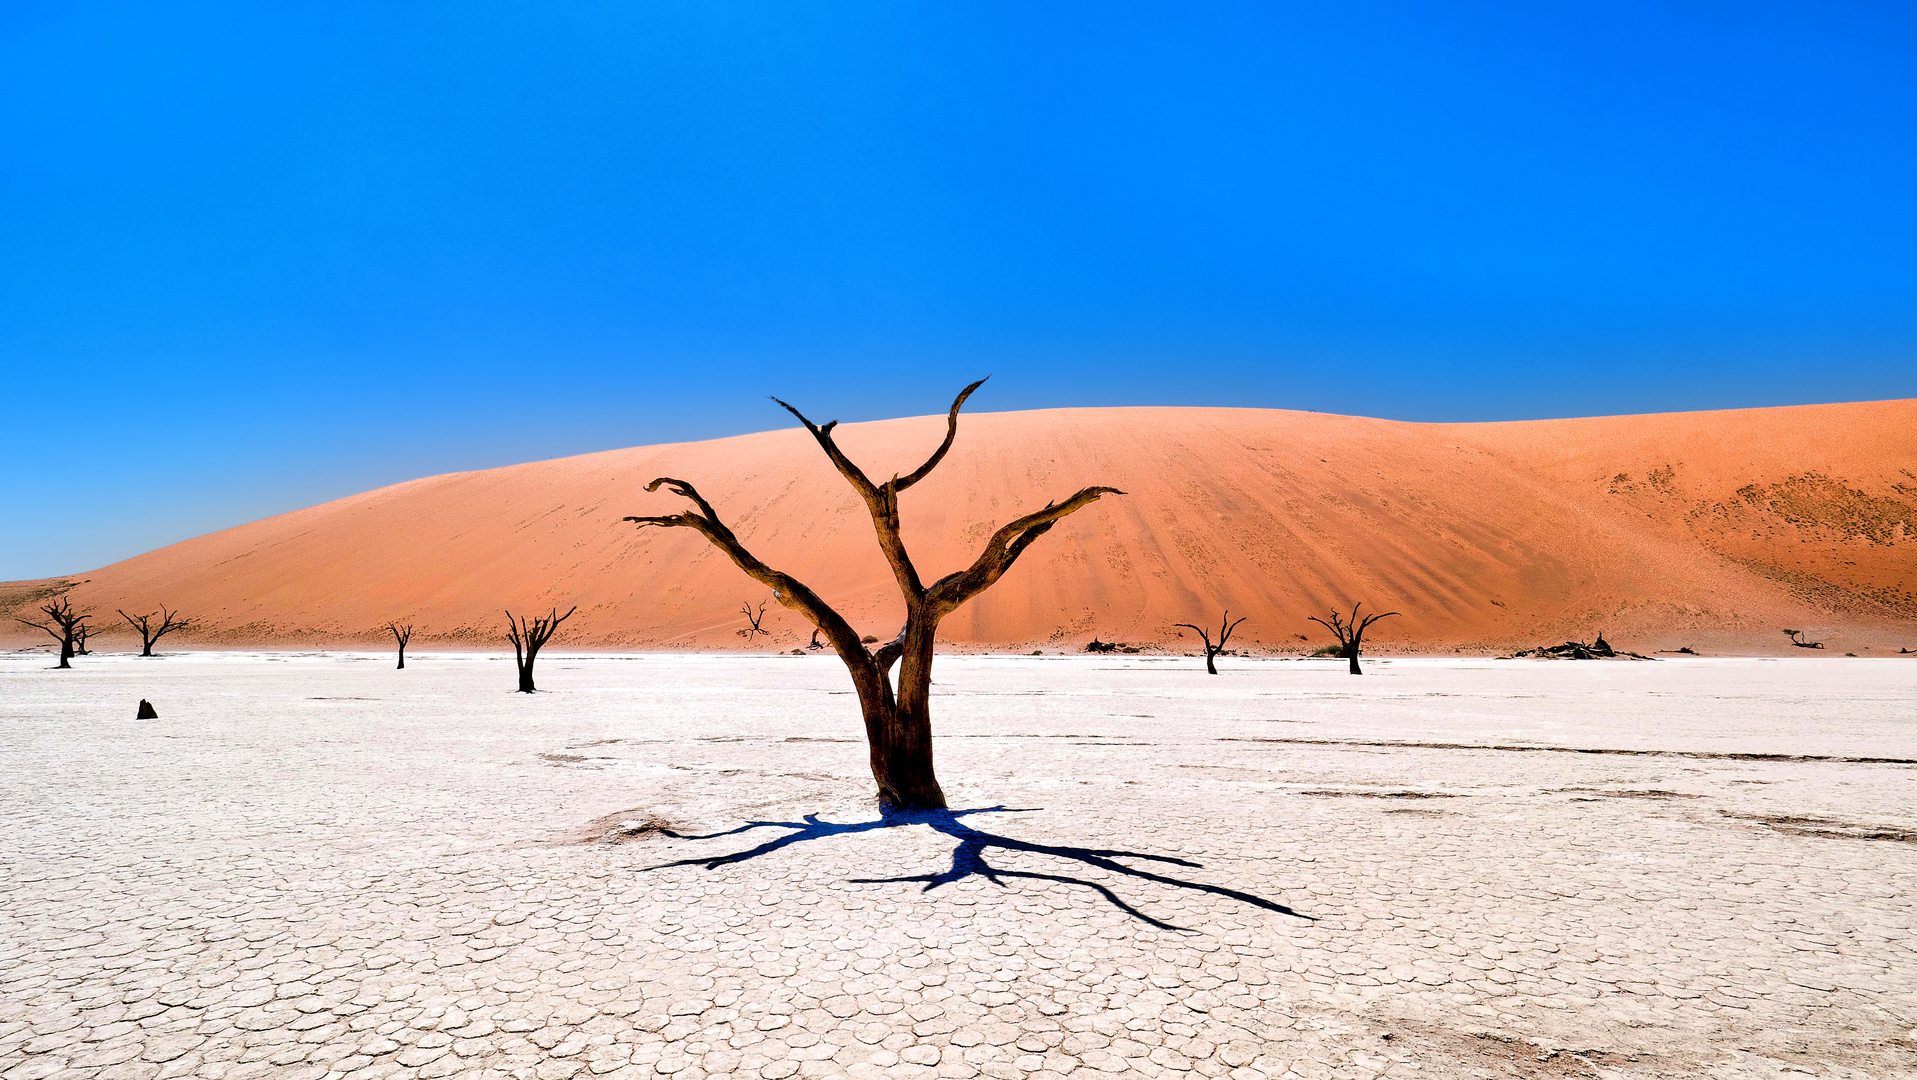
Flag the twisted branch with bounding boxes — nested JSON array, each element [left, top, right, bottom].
[[1310, 603, 1399, 652], [627, 479, 872, 663], [505, 606, 575, 654], [19, 598, 86, 644], [1175, 611, 1246, 653]]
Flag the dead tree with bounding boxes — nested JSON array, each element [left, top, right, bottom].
[[119, 607, 190, 657], [807, 628, 825, 650], [73, 622, 94, 655], [389, 623, 413, 669], [1173, 611, 1246, 675], [19, 598, 90, 669], [627, 379, 1121, 811], [1309, 603, 1399, 675], [1783, 629, 1825, 650], [737, 600, 770, 644], [506, 607, 575, 693]]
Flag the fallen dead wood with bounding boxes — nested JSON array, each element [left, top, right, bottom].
[[1505, 632, 1654, 661]]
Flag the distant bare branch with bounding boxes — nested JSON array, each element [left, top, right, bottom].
[[738, 600, 769, 641], [628, 480, 870, 658], [20, 598, 89, 668], [505, 606, 576, 692], [1309, 602, 1398, 674], [1176, 610, 1245, 674]]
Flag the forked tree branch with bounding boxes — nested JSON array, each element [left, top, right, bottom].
[[767, 380, 991, 604], [738, 600, 769, 639], [627, 479, 872, 661], [20, 598, 87, 643], [1173, 623, 1212, 648], [505, 606, 575, 652], [871, 629, 908, 676], [1355, 611, 1398, 636], [17, 618, 63, 644], [1308, 611, 1351, 646], [1175, 612, 1246, 652], [1219, 614, 1246, 649], [120, 607, 186, 649], [768, 399, 880, 499], [768, 396, 931, 599], [1310, 604, 1398, 649], [767, 379, 986, 497]]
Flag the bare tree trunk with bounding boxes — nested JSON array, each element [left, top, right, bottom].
[[1176, 612, 1242, 676], [626, 381, 1120, 811], [389, 623, 414, 669], [121, 608, 189, 658], [873, 620, 946, 810], [23, 599, 90, 670], [849, 689, 945, 809], [1311, 604, 1396, 677], [505, 608, 572, 694]]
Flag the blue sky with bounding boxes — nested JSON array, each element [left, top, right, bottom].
[[3, 1, 1914, 578]]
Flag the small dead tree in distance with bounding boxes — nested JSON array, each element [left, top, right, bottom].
[[19, 598, 90, 669], [389, 623, 414, 669], [1783, 629, 1825, 650], [120, 607, 190, 657], [738, 600, 769, 644], [73, 622, 94, 655], [626, 379, 1122, 811], [506, 607, 576, 693], [1309, 603, 1399, 675], [1174, 611, 1246, 675]]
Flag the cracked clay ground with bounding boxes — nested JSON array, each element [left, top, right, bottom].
[[2, 653, 1914, 1080]]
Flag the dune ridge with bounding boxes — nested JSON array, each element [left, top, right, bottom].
[[7, 400, 1915, 655]]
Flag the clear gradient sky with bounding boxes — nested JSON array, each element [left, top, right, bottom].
[[3, 1, 1914, 579]]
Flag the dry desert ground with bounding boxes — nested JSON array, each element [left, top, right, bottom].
[[2, 652, 1914, 1080]]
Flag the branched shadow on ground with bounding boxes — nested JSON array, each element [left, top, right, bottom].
[[643, 806, 1311, 931]]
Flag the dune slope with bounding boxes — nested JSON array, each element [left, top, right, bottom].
[[9, 400, 1916, 654]]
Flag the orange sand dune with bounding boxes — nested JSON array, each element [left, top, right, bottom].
[[8, 400, 1916, 655]]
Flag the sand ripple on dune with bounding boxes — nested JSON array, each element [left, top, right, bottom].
[[7, 399, 1915, 653]]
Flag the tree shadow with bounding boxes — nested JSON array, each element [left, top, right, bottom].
[[643, 806, 1311, 932]]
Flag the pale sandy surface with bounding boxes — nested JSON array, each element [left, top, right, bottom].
[[3, 653, 1914, 1080]]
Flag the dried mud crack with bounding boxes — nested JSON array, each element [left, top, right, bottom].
[[1224, 735, 1917, 765], [5, 652, 1914, 1080], [1721, 811, 1917, 844]]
